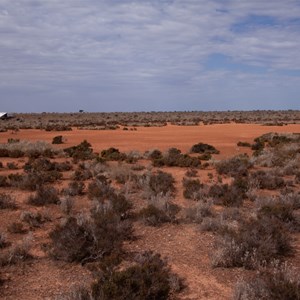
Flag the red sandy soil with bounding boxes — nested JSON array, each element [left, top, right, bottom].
[[1, 123, 300, 299], [1, 123, 300, 157]]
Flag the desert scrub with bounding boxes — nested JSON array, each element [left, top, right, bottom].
[[216, 154, 252, 177], [50, 207, 132, 263], [27, 186, 60, 206], [148, 171, 175, 196], [90, 251, 181, 300], [234, 262, 300, 300], [21, 210, 51, 228], [52, 135, 64, 144], [150, 147, 201, 168], [63, 181, 85, 196], [0, 232, 9, 249], [250, 170, 285, 190], [100, 147, 127, 161], [212, 216, 293, 269], [0, 193, 17, 209], [185, 201, 214, 223], [0, 234, 33, 266], [0, 140, 59, 158], [182, 177, 203, 200], [64, 140, 94, 161], [190, 142, 220, 154]]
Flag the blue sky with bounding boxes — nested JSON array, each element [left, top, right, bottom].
[[0, 0, 300, 112]]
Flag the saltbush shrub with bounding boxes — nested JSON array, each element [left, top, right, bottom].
[[0, 193, 17, 209], [148, 171, 175, 196], [190, 143, 220, 154], [28, 186, 60, 206], [212, 216, 293, 269], [91, 251, 176, 300], [182, 178, 203, 200], [216, 154, 252, 177]]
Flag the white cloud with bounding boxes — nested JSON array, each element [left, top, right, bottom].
[[0, 0, 299, 111]]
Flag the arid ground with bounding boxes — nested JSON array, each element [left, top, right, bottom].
[[0, 123, 300, 299]]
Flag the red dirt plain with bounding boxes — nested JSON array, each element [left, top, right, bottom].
[[1, 123, 300, 157]]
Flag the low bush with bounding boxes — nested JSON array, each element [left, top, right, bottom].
[[21, 210, 50, 228], [64, 181, 85, 196], [250, 170, 285, 190], [234, 262, 300, 300], [100, 147, 127, 161], [139, 204, 171, 226], [212, 216, 293, 269], [8, 222, 27, 234], [60, 197, 75, 215], [185, 201, 214, 223], [91, 251, 178, 300], [148, 171, 175, 196], [52, 135, 64, 144], [27, 186, 60, 206], [0, 235, 32, 266], [0, 232, 9, 249], [185, 168, 198, 177], [0, 193, 17, 209], [0, 175, 9, 187], [151, 148, 201, 168], [64, 140, 94, 161], [216, 154, 252, 177], [7, 162, 18, 169], [182, 177, 203, 200], [190, 143, 220, 154], [237, 141, 251, 147], [50, 206, 132, 264]]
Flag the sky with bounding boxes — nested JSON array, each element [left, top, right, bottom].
[[0, 0, 300, 112]]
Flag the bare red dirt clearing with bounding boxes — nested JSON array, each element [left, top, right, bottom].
[[1, 123, 300, 157]]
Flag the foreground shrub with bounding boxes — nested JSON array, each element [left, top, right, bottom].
[[212, 216, 293, 269], [91, 251, 177, 300], [234, 262, 300, 300], [49, 206, 132, 263]]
